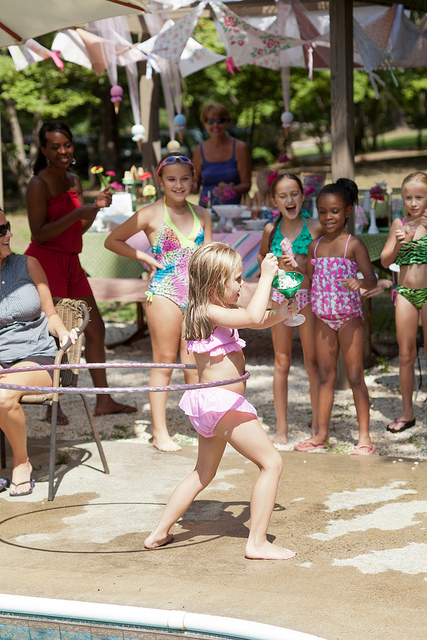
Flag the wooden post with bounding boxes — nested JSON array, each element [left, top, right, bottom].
[[330, 0, 355, 185], [140, 71, 161, 177]]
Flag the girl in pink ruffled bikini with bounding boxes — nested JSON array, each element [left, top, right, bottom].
[[144, 242, 297, 560], [294, 179, 377, 455]]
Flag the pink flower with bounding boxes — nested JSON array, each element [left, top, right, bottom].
[[304, 186, 316, 197], [110, 181, 124, 191], [105, 170, 116, 177], [238, 39, 244, 46], [267, 171, 278, 186]]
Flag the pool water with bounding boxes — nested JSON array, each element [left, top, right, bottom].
[[0, 615, 224, 640]]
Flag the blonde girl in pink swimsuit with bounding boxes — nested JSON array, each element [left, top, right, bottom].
[[295, 179, 377, 455], [145, 242, 297, 560]]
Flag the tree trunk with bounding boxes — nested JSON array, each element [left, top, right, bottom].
[[98, 87, 121, 176], [3, 99, 32, 203]]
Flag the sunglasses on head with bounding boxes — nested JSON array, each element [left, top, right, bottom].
[[0, 221, 11, 237], [156, 155, 195, 175], [205, 117, 227, 125]]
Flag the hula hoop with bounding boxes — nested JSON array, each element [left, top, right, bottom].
[[0, 362, 250, 394]]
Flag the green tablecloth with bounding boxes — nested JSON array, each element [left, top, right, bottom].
[[81, 232, 145, 279], [357, 232, 388, 263], [81, 231, 389, 279]]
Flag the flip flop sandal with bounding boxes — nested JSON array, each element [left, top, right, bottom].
[[350, 445, 376, 455], [386, 418, 416, 433], [9, 479, 35, 497]]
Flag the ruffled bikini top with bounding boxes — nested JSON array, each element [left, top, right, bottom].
[[395, 218, 427, 266], [270, 210, 312, 257], [186, 326, 245, 357]]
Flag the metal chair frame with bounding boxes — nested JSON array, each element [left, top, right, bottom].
[[0, 298, 109, 500]]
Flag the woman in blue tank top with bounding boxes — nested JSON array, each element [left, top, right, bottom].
[[192, 103, 252, 206]]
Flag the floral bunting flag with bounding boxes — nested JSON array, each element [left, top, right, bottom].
[[150, 1, 207, 62], [209, 0, 304, 67]]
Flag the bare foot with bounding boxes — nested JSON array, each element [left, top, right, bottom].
[[144, 533, 174, 549], [245, 540, 296, 560], [272, 432, 288, 445], [95, 397, 137, 416], [152, 436, 182, 452], [10, 461, 34, 496]]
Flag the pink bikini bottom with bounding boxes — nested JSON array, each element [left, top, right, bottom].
[[179, 387, 257, 438]]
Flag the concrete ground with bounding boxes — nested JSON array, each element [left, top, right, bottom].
[[0, 437, 426, 640]]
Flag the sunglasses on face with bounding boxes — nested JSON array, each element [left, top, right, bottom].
[[0, 221, 11, 237], [205, 117, 227, 125], [156, 155, 195, 175]]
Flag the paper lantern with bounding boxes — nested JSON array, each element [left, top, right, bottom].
[[174, 114, 186, 142], [110, 85, 123, 114]]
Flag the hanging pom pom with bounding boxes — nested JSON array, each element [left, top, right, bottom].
[[110, 85, 123, 115], [131, 124, 146, 151], [281, 111, 294, 139], [174, 114, 186, 142]]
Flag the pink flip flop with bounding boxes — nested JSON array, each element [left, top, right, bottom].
[[350, 445, 376, 456], [294, 439, 326, 452]]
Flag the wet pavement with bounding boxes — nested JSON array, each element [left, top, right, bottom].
[[0, 437, 426, 640]]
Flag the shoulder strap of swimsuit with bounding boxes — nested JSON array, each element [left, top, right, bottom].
[[199, 142, 207, 163], [231, 137, 236, 159], [401, 217, 406, 226], [314, 236, 323, 258], [163, 197, 201, 247], [344, 234, 351, 259]]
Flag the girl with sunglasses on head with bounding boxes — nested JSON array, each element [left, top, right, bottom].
[[25, 120, 137, 423], [105, 154, 212, 452], [192, 103, 252, 206]]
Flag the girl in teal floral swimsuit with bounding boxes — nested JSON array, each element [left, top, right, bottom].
[[381, 171, 427, 434], [105, 155, 212, 451], [258, 173, 322, 444]]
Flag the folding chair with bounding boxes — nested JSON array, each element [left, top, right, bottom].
[[0, 298, 109, 500]]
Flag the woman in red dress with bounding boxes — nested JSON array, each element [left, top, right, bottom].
[[26, 121, 136, 422]]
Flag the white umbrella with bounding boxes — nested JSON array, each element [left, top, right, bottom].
[[0, 0, 149, 207], [0, 0, 149, 47]]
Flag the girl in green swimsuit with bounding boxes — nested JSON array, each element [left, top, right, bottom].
[[381, 171, 427, 434], [258, 173, 322, 444]]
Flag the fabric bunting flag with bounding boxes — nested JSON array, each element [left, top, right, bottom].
[[353, 18, 390, 74], [179, 38, 226, 78], [149, 1, 207, 62], [9, 38, 64, 71], [209, 0, 304, 67], [51, 30, 93, 71]]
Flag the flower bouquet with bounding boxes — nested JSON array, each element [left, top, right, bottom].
[[90, 166, 122, 191]]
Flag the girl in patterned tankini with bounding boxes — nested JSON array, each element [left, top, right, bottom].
[[105, 155, 212, 451], [381, 171, 427, 434], [294, 179, 377, 455]]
